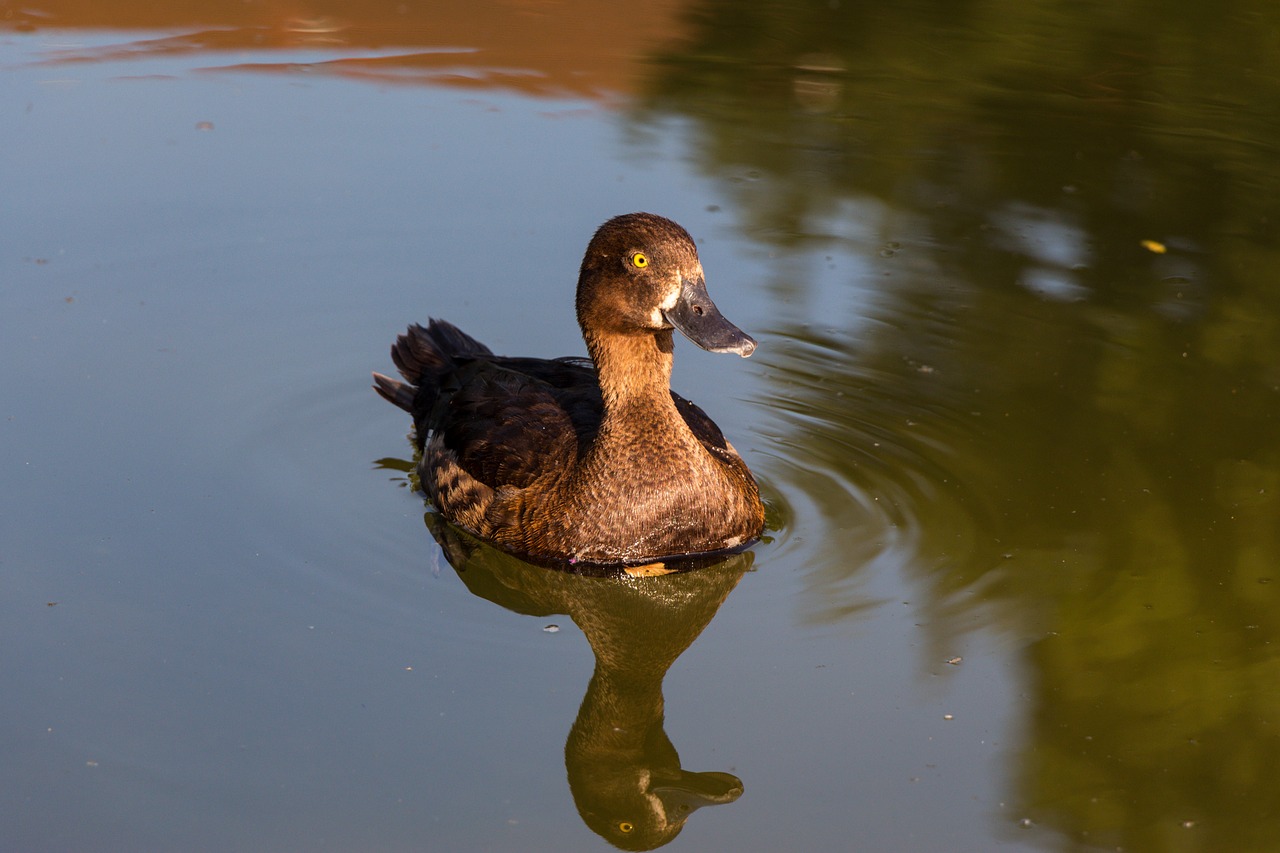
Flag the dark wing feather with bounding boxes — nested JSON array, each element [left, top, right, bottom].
[[431, 357, 603, 491], [671, 391, 729, 451]]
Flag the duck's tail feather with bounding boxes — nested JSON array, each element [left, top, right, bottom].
[[390, 319, 494, 383], [372, 372, 415, 411], [373, 319, 493, 414]]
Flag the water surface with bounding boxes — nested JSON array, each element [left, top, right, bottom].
[[4, 2, 1280, 851]]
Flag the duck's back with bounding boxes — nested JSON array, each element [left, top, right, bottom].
[[374, 319, 593, 483], [425, 355, 603, 496]]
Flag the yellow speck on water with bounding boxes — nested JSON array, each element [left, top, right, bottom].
[[1141, 239, 1167, 254]]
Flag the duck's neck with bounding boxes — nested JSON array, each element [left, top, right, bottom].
[[586, 328, 680, 416]]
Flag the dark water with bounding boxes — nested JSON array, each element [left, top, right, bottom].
[[4, 2, 1279, 851]]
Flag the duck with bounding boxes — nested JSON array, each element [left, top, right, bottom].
[[373, 212, 765, 565]]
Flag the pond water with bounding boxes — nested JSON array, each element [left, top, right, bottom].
[[4, 2, 1280, 851]]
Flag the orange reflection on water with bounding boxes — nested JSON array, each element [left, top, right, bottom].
[[3, 0, 687, 98]]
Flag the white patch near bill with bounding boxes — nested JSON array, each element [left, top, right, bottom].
[[660, 284, 681, 310], [653, 277, 682, 326]]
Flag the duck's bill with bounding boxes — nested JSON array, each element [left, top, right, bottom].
[[664, 276, 757, 357], [653, 770, 744, 815]]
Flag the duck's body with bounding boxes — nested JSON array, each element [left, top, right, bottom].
[[373, 213, 764, 565]]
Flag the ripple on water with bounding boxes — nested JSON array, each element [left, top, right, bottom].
[[750, 327, 996, 620], [218, 336, 487, 644]]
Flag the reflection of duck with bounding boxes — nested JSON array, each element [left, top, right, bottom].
[[374, 213, 764, 566], [426, 514, 748, 850]]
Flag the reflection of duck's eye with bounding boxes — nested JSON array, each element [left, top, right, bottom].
[[630, 252, 648, 268], [618, 821, 635, 834]]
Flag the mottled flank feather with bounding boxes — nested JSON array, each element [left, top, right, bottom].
[[373, 213, 765, 565]]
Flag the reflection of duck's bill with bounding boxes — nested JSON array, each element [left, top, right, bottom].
[[664, 274, 757, 357], [654, 770, 744, 815]]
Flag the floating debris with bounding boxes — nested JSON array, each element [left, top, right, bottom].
[[624, 562, 673, 577]]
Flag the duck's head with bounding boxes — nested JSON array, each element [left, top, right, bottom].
[[576, 213, 756, 357]]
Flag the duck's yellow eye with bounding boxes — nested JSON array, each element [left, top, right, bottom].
[[630, 252, 648, 268], [618, 822, 635, 834]]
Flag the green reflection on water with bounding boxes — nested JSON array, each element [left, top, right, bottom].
[[635, 1, 1280, 849]]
